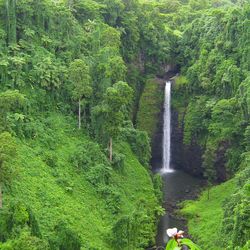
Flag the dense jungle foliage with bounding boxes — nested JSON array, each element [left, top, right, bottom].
[[0, 0, 249, 249], [171, 1, 250, 250]]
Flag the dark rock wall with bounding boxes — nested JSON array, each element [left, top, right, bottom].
[[171, 108, 204, 177], [150, 71, 228, 181], [214, 141, 229, 182], [150, 90, 204, 176], [150, 86, 164, 170], [150, 68, 178, 170], [150, 67, 205, 177], [171, 107, 229, 180], [171, 109, 184, 169]]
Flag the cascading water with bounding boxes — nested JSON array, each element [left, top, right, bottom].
[[162, 81, 173, 173], [156, 80, 204, 248]]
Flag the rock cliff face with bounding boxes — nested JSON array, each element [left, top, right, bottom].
[[150, 74, 204, 176], [150, 67, 177, 170], [150, 84, 164, 170], [170, 108, 229, 181], [171, 109, 204, 177], [150, 66, 214, 177], [150, 72, 230, 181], [214, 141, 229, 182]]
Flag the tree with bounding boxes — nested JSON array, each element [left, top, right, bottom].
[[31, 55, 67, 92], [53, 221, 81, 250], [104, 81, 133, 161], [69, 59, 92, 129], [6, 0, 17, 45], [0, 90, 26, 132], [101, 0, 125, 26], [238, 76, 250, 121], [92, 81, 133, 161]]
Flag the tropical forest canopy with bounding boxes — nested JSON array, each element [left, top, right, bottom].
[[0, 0, 249, 249]]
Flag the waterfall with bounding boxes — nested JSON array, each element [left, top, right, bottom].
[[162, 81, 173, 173]]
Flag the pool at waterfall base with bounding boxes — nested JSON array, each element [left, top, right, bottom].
[[155, 169, 204, 247]]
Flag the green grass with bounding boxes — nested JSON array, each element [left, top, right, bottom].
[[4, 113, 158, 249], [181, 179, 236, 250], [136, 78, 164, 140]]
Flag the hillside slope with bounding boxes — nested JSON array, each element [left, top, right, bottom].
[[0, 113, 160, 249]]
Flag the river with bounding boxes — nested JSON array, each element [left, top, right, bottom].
[[155, 170, 203, 248], [153, 80, 204, 249]]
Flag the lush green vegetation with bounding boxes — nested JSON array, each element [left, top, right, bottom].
[[182, 168, 250, 250], [0, 0, 249, 249], [0, 112, 162, 249], [171, 1, 250, 249], [182, 179, 236, 250], [0, 0, 171, 249], [137, 78, 164, 139]]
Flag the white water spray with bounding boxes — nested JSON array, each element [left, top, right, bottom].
[[162, 81, 173, 173]]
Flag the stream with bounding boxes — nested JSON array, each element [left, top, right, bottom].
[[155, 170, 203, 247], [152, 80, 204, 249]]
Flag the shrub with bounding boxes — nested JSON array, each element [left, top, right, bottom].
[[50, 221, 81, 250], [111, 152, 125, 169], [120, 125, 151, 167], [86, 163, 112, 186]]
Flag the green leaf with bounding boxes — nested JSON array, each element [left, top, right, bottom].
[[14, 113, 25, 121], [180, 238, 201, 250], [166, 239, 178, 250]]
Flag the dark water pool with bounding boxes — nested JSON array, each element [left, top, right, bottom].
[[155, 169, 204, 248]]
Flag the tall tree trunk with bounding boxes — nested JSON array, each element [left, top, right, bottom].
[[109, 137, 113, 162], [78, 99, 81, 129], [0, 183, 2, 209]]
